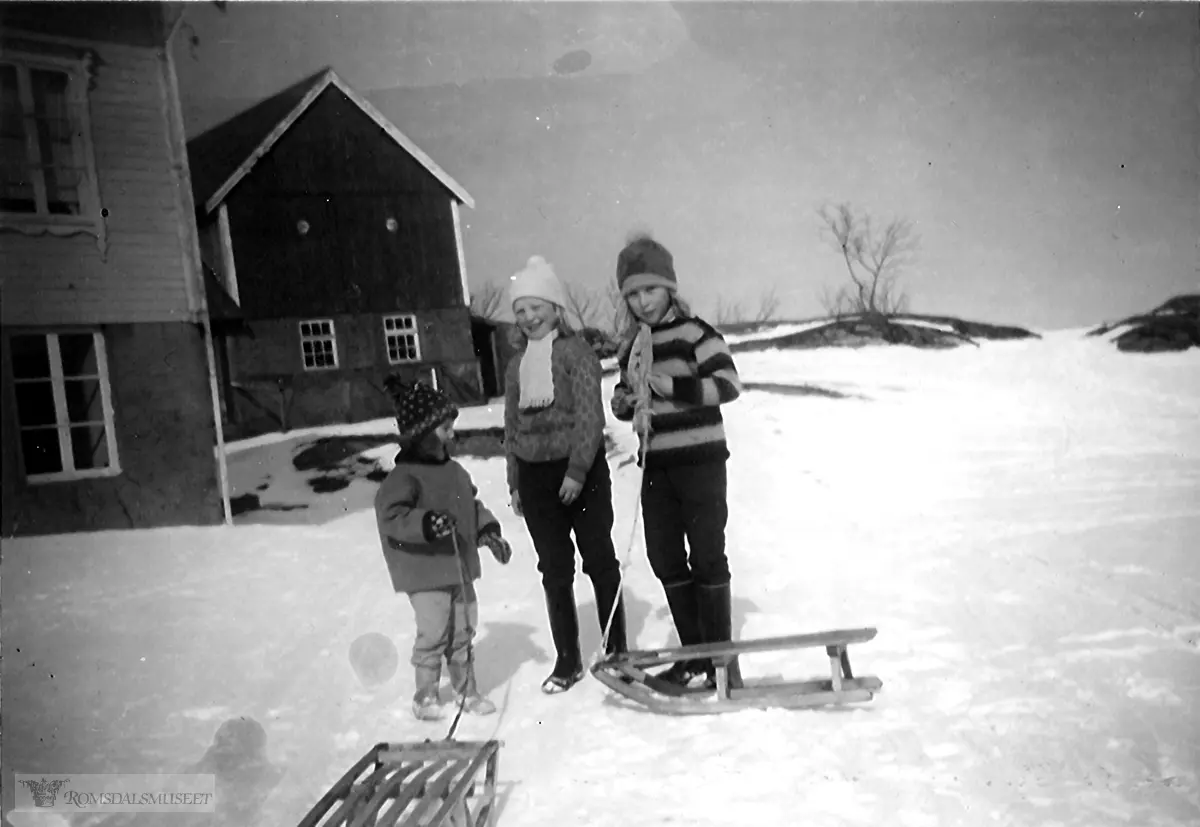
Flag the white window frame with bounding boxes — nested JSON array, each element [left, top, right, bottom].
[[383, 313, 422, 365], [299, 319, 339, 371], [0, 46, 106, 253], [10, 330, 120, 483]]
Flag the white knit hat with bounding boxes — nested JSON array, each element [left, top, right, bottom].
[[509, 255, 567, 309]]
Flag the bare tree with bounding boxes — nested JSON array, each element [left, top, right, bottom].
[[603, 281, 628, 336], [561, 281, 602, 329], [817, 203, 917, 317], [753, 285, 782, 323], [714, 295, 744, 327], [469, 282, 505, 320]]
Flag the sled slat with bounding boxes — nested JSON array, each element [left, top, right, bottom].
[[420, 744, 500, 827], [382, 758, 467, 827], [731, 675, 883, 698], [328, 765, 414, 827], [295, 746, 392, 826]]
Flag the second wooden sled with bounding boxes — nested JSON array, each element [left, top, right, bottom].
[[591, 627, 883, 715], [295, 739, 502, 827]]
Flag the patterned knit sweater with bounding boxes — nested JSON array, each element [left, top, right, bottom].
[[504, 333, 607, 492], [612, 315, 742, 469]]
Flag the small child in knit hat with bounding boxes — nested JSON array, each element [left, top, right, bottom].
[[374, 375, 512, 720]]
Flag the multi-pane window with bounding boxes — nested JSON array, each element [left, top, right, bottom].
[[299, 319, 338, 370], [9, 331, 119, 481], [0, 58, 89, 218], [383, 314, 421, 364]]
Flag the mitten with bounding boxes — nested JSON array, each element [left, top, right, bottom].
[[479, 531, 512, 565], [611, 386, 635, 420], [422, 510, 456, 542]]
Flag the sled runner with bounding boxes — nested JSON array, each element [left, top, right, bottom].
[[296, 740, 502, 827], [592, 627, 883, 716]]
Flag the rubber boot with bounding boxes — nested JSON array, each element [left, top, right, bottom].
[[654, 580, 712, 688], [698, 582, 744, 690], [591, 575, 628, 657], [542, 585, 584, 694], [412, 665, 444, 720], [447, 661, 497, 715]]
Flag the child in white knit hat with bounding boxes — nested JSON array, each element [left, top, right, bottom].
[[504, 256, 627, 694]]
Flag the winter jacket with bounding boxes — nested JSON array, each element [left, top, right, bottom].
[[612, 314, 742, 469], [374, 450, 500, 595], [504, 333, 606, 493]]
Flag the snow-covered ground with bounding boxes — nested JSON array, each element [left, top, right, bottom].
[[4, 334, 1199, 827]]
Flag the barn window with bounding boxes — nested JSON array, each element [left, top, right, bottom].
[[0, 50, 105, 251], [299, 319, 338, 370], [383, 314, 421, 364], [8, 330, 120, 482]]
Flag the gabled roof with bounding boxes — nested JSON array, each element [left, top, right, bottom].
[[186, 67, 473, 215]]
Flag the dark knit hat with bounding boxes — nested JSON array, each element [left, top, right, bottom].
[[383, 375, 458, 441], [616, 234, 677, 296]]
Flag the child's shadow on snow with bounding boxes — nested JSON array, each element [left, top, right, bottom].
[[83, 716, 284, 827], [472, 621, 546, 697]]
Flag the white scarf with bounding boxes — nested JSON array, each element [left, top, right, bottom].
[[518, 329, 558, 410]]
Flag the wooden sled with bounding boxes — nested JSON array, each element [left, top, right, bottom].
[[591, 627, 883, 716], [295, 740, 502, 827]]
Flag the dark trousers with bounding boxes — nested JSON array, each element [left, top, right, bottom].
[[641, 460, 731, 588], [517, 450, 620, 589]]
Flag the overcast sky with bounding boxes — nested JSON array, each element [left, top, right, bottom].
[[174, 1, 1199, 330]]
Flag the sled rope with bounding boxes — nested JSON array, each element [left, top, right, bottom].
[[591, 439, 647, 665], [592, 323, 653, 665], [443, 530, 472, 741]]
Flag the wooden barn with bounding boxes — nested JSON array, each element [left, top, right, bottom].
[[471, 315, 521, 399], [186, 68, 481, 437], [0, 2, 230, 536]]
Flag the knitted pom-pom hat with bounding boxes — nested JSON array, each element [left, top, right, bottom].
[[509, 255, 567, 309], [383, 375, 457, 441], [615, 234, 677, 296]]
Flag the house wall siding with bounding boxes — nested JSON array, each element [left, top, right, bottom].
[[1, 322, 223, 536], [223, 89, 466, 321], [0, 39, 194, 325]]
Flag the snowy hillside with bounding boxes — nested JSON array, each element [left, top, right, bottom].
[[3, 335, 1199, 827]]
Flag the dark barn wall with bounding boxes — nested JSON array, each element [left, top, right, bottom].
[[1, 323, 223, 537], [225, 88, 465, 320], [222, 307, 480, 436]]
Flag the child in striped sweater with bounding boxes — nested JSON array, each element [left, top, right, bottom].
[[610, 234, 745, 690]]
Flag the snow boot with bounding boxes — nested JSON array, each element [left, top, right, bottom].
[[411, 665, 444, 720], [447, 660, 497, 715], [592, 575, 628, 656], [698, 582, 743, 690], [412, 693, 445, 721], [541, 585, 584, 694], [655, 579, 713, 689]]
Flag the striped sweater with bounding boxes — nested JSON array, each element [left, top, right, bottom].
[[612, 315, 742, 468]]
